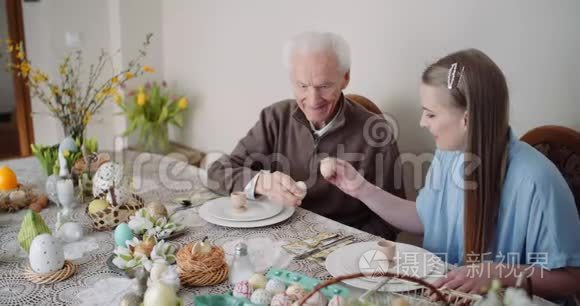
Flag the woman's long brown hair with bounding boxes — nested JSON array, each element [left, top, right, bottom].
[[422, 49, 509, 262]]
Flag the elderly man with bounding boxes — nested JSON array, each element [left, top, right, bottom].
[[207, 32, 403, 239]]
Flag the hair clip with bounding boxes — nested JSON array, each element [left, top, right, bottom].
[[447, 63, 465, 90], [447, 62, 458, 89]]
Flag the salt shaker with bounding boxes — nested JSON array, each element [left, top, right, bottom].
[[229, 242, 255, 285]]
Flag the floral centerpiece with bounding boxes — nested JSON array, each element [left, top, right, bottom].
[[119, 81, 188, 154], [112, 234, 177, 272], [2, 34, 154, 142], [128, 208, 184, 240]]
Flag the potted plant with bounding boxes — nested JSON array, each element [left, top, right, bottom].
[[119, 81, 188, 154]]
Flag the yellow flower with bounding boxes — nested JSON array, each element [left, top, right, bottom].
[[142, 66, 155, 73], [31, 71, 48, 83], [63, 150, 70, 158], [20, 62, 30, 77], [137, 91, 146, 106], [111, 76, 119, 84], [7, 44, 13, 53], [59, 64, 66, 76], [124, 72, 134, 80], [50, 85, 61, 96], [16, 50, 25, 60], [177, 97, 188, 110]]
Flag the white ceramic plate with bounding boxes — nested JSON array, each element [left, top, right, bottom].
[[199, 204, 295, 228], [325, 241, 445, 292], [204, 197, 284, 222]]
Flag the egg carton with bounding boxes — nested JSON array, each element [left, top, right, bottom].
[[194, 267, 349, 306]]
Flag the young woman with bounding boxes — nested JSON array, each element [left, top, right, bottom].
[[322, 49, 580, 299]]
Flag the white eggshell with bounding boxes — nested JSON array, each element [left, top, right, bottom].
[[295, 181, 307, 199], [250, 288, 273, 305], [92, 162, 126, 197], [58, 222, 84, 242], [320, 158, 337, 179], [248, 273, 268, 289], [105, 186, 130, 206], [265, 278, 287, 294], [143, 283, 178, 306], [29, 234, 65, 273]]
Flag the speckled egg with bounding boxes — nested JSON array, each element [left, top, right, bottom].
[[29, 234, 65, 273], [233, 280, 253, 299], [270, 293, 292, 306], [250, 288, 273, 305], [248, 273, 268, 289], [285, 284, 305, 300], [92, 162, 127, 199], [328, 295, 347, 306], [265, 278, 287, 294]]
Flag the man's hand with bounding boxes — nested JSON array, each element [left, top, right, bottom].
[[255, 171, 305, 207]]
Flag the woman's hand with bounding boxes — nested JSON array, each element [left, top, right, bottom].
[[431, 262, 498, 295], [321, 157, 369, 198]]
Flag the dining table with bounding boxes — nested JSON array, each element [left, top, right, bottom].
[[0, 151, 557, 306], [0, 151, 380, 305]]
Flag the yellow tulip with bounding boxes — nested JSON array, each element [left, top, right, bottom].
[[142, 66, 155, 73], [177, 97, 188, 110], [137, 92, 146, 106]]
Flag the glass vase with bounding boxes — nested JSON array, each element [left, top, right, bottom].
[[137, 122, 170, 155]]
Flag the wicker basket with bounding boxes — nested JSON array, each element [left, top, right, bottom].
[[176, 244, 228, 287], [296, 272, 538, 306], [0, 184, 41, 213], [86, 192, 144, 231]]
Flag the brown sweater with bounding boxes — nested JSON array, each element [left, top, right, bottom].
[[207, 95, 404, 239]]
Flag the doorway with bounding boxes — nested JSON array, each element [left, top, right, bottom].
[[0, 0, 34, 160]]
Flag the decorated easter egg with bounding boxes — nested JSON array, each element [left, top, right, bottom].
[[265, 278, 287, 294], [248, 273, 268, 289], [143, 282, 180, 306], [328, 295, 347, 306], [29, 234, 65, 273], [232, 280, 253, 299], [250, 288, 273, 305], [92, 162, 126, 198], [285, 284, 306, 300], [270, 293, 292, 306], [114, 223, 134, 247], [105, 186, 131, 206]]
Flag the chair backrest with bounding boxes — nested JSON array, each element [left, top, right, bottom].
[[345, 94, 383, 115], [520, 125, 580, 215]]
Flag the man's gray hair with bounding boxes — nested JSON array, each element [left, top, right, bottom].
[[283, 31, 351, 73]]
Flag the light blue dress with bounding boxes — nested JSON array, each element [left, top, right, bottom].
[[416, 130, 580, 269]]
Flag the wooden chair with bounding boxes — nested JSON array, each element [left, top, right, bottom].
[[520, 125, 580, 216], [345, 94, 383, 115]]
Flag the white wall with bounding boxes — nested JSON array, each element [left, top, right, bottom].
[[22, 0, 163, 151], [22, 1, 580, 187], [162, 0, 580, 196]]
